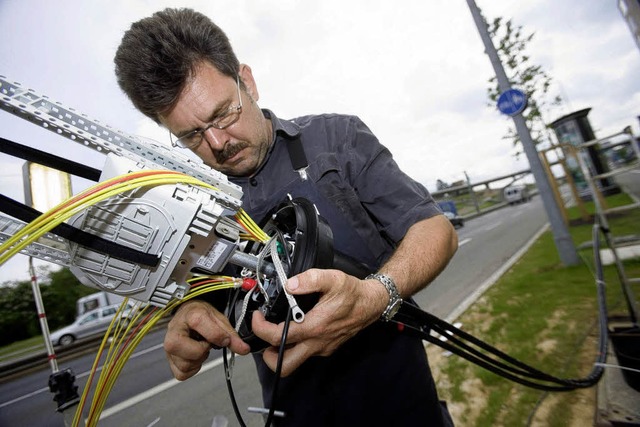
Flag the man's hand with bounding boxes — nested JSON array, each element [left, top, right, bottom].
[[164, 299, 251, 380], [251, 268, 388, 377]]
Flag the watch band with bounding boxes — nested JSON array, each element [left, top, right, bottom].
[[366, 273, 402, 321]]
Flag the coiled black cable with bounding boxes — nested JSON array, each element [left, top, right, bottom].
[[391, 220, 610, 392]]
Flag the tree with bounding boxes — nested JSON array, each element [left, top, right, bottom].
[[486, 17, 562, 156], [41, 268, 95, 329], [0, 267, 94, 346], [0, 281, 38, 345]]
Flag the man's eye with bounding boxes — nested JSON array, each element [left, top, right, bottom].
[[185, 131, 202, 142], [217, 113, 233, 125]]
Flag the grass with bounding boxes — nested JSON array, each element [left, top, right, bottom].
[[2, 193, 637, 423], [0, 335, 45, 362], [428, 192, 640, 426]]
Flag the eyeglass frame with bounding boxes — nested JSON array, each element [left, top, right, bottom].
[[169, 74, 243, 149]]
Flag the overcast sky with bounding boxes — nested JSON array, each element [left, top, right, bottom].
[[1, 0, 639, 282]]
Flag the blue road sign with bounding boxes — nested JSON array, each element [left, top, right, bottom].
[[497, 88, 527, 116]]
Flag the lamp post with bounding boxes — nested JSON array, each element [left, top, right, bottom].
[[466, 0, 579, 266]]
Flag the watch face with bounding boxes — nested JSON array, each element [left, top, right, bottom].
[[390, 300, 402, 315], [385, 299, 402, 321]]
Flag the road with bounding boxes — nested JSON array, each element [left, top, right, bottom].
[[0, 196, 548, 427], [417, 196, 548, 320]]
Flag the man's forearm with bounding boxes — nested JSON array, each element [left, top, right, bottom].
[[377, 214, 458, 299]]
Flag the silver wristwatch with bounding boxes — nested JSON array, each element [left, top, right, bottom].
[[366, 273, 402, 321]]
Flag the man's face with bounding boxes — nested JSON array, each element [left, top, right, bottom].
[[160, 62, 272, 177]]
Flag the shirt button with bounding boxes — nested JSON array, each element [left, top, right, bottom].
[[250, 178, 258, 187]]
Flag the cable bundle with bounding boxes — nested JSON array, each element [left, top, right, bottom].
[[392, 221, 610, 392], [73, 276, 241, 427], [234, 208, 270, 242], [0, 170, 221, 266]]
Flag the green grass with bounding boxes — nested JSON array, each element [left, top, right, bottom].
[[0, 335, 45, 362], [3, 193, 638, 424], [429, 192, 640, 426]]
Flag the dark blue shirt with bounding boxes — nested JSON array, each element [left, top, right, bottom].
[[230, 111, 451, 426], [231, 110, 442, 267]]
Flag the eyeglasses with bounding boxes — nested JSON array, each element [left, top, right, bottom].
[[170, 75, 243, 149]]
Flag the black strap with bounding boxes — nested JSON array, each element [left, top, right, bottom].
[[285, 137, 309, 173], [0, 194, 160, 267], [0, 137, 102, 182]]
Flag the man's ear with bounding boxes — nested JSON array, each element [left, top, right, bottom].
[[239, 64, 259, 102]]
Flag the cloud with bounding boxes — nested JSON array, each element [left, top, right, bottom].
[[1, 0, 639, 282]]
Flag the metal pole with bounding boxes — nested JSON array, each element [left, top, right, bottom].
[[29, 257, 59, 373], [466, 0, 579, 265]]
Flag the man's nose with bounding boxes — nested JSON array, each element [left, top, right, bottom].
[[202, 127, 227, 150]]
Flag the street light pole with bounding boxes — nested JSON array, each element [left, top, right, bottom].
[[466, 0, 579, 266]]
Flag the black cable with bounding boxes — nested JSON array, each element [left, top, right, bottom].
[[0, 137, 102, 182], [223, 347, 247, 427], [400, 305, 604, 389], [392, 219, 611, 392], [400, 304, 576, 383], [222, 286, 248, 427], [0, 194, 161, 267], [427, 319, 559, 381], [265, 308, 292, 427], [402, 322, 583, 391], [222, 301, 292, 427], [430, 317, 602, 388], [223, 230, 293, 427], [525, 220, 612, 424], [525, 314, 601, 426]]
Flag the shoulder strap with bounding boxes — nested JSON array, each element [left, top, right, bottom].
[[285, 137, 309, 180]]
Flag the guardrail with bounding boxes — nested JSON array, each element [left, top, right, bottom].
[[0, 317, 169, 382], [0, 336, 105, 382], [432, 169, 536, 218]]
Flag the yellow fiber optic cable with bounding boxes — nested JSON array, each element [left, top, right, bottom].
[[234, 208, 270, 242], [0, 172, 220, 264], [1, 171, 213, 259], [76, 279, 238, 427], [3, 170, 181, 250]]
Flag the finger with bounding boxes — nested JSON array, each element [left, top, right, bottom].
[[252, 309, 313, 357], [286, 269, 344, 296], [169, 363, 201, 381], [179, 302, 251, 355], [205, 310, 251, 354], [286, 269, 322, 295], [251, 310, 286, 346], [164, 329, 212, 362], [262, 341, 313, 377], [164, 329, 212, 381], [167, 348, 210, 381]]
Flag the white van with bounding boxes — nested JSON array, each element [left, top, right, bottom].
[[504, 185, 530, 205]]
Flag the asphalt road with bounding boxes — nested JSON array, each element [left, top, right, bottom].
[[0, 196, 548, 427], [417, 195, 548, 321]]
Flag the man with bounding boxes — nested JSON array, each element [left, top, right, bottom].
[[115, 8, 457, 426]]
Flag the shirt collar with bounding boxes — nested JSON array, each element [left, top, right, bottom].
[[230, 109, 299, 182], [263, 109, 300, 139]]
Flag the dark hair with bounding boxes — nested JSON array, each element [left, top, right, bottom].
[[114, 8, 240, 123]]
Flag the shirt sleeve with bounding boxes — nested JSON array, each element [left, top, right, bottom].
[[344, 116, 443, 242]]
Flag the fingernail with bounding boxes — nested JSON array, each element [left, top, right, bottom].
[[287, 277, 299, 291]]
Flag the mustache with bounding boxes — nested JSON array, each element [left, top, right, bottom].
[[214, 141, 249, 163]]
